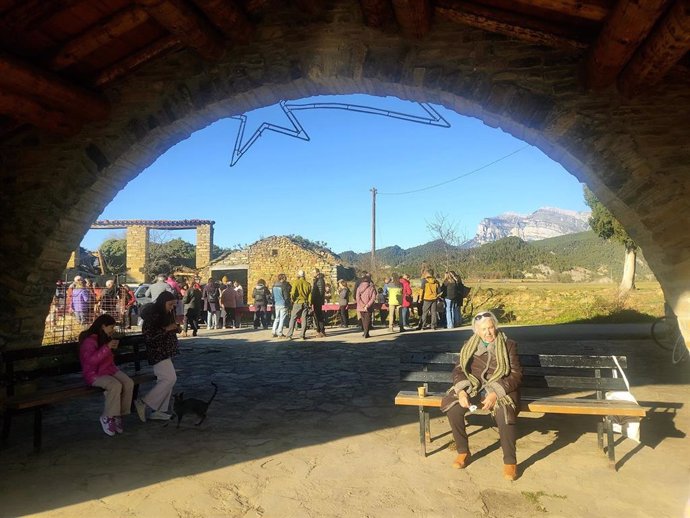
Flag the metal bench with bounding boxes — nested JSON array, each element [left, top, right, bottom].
[[394, 351, 646, 469], [1, 334, 155, 452]]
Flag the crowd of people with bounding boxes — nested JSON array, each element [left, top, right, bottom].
[[49, 266, 470, 343]]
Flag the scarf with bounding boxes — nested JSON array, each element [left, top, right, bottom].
[[458, 330, 511, 397]]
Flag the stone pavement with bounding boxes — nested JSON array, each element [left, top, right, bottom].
[[1, 323, 689, 517]]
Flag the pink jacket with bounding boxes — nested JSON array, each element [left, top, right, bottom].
[[79, 334, 118, 385], [356, 281, 377, 312], [400, 277, 413, 308]]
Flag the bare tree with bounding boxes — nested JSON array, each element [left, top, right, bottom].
[[426, 212, 466, 274]]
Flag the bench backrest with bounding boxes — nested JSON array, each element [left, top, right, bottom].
[[1, 335, 147, 396], [400, 352, 629, 394]]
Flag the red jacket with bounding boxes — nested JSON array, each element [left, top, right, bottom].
[[79, 334, 118, 385], [400, 277, 413, 308]]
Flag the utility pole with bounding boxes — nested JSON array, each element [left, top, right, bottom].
[[371, 187, 377, 272]]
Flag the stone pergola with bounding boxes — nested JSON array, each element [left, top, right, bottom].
[[89, 219, 214, 284], [1, 1, 690, 349]]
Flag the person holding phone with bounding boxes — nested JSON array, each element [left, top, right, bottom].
[[79, 314, 134, 436]]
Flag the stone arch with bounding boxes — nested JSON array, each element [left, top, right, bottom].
[[2, 16, 690, 347]]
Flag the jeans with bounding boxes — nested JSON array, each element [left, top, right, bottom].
[[400, 307, 410, 327], [445, 298, 458, 328], [207, 310, 220, 329], [418, 300, 437, 329], [272, 305, 288, 335]]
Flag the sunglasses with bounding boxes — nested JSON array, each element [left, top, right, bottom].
[[474, 312, 492, 321]]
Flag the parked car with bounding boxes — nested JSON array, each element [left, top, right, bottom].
[[134, 283, 151, 308]]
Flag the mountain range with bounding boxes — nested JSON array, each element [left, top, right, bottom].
[[338, 207, 652, 282], [465, 207, 590, 247]]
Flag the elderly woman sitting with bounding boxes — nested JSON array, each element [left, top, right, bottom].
[[441, 310, 523, 480]]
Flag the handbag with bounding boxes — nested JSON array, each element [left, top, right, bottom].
[[605, 355, 641, 443]]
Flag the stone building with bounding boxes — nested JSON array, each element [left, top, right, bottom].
[[201, 236, 355, 303]]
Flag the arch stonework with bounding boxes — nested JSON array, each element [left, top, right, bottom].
[[1, 4, 690, 348]]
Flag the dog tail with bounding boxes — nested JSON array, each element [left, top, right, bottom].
[[207, 382, 218, 405]]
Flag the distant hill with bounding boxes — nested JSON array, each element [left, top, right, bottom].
[[465, 207, 590, 247], [339, 231, 654, 282]]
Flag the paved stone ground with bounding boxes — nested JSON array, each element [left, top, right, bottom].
[[1, 323, 689, 517]]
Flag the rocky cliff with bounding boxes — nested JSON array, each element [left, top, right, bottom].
[[467, 207, 590, 247]]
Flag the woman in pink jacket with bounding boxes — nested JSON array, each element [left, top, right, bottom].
[[356, 274, 377, 339], [79, 314, 134, 436]]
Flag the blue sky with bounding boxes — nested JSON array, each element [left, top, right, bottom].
[[80, 94, 589, 254]]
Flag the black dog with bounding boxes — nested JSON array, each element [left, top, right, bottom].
[[173, 382, 218, 428]]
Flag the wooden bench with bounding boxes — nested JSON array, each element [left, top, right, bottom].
[[1, 335, 155, 452], [394, 352, 647, 469]]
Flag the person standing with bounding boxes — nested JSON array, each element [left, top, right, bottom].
[[234, 280, 245, 328], [271, 273, 291, 338], [386, 276, 404, 332], [135, 291, 180, 421], [442, 271, 460, 329], [220, 279, 237, 329], [399, 273, 413, 329], [286, 270, 312, 340], [71, 277, 94, 324], [79, 314, 134, 436], [252, 279, 271, 330], [182, 282, 202, 336], [417, 269, 440, 330], [146, 273, 175, 302], [355, 274, 377, 338], [202, 278, 221, 330], [99, 279, 118, 317], [440, 311, 522, 480], [311, 268, 327, 337], [337, 280, 350, 327]]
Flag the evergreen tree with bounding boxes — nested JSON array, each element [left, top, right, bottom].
[[583, 185, 638, 293]]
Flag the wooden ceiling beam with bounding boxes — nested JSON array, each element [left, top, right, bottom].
[[436, 1, 588, 51], [191, 0, 254, 44], [359, 0, 395, 28], [0, 0, 83, 32], [505, 0, 610, 22], [586, 0, 670, 89], [0, 52, 110, 121], [136, 0, 225, 60], [50, 7, 151, 71], [619, 0, 690, 96], [0, 91, 80, 135], [392, 0, 432, 39], [91, 35, 182, 87]]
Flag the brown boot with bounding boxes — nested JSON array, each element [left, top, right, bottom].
[[452, 452, 470, 469], [503, 464, 518, 481]]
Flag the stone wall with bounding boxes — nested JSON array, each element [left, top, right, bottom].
[[196, 224, 213, 269], [247, 236, 343, 294], [2, 1, 690, 347]]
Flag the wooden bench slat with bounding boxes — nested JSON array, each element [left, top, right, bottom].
[[401, 371, 628, 391], [394, 391, 646, 417], [401, 353, 627, 369]]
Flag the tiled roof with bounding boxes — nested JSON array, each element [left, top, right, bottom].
[[92, 219, 215, 229]]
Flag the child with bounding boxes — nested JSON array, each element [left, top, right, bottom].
[[79, 314, 134, 436]]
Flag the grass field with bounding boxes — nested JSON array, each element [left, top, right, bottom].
[[459, 280, 664, 325]]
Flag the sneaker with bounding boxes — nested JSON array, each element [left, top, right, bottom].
[[113, 416, 124, 434], [134, 398, 147, 423], [100, 416, 116, 437], [149, 411, 173, 421]]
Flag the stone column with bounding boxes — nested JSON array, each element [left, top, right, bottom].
[[196, 223, 213, 269], [126, 225, 149, 284]]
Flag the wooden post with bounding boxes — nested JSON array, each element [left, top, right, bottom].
[[371, 187, 377, 272]]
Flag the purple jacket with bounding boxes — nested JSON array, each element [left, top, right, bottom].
[[356, 281, 377, 312], [71, 287, 93, 313], [79, 334, 118, 385]]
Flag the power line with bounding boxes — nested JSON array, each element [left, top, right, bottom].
[[378, 145, 530, 196]]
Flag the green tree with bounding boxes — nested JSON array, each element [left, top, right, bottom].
[[583, 185, 638, 293], [99, 238, 127, 275]]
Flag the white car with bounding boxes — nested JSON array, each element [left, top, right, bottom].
[[134, 283, 151, 308]]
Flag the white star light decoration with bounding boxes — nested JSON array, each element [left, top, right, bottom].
[[229, 100, 450, 166]]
